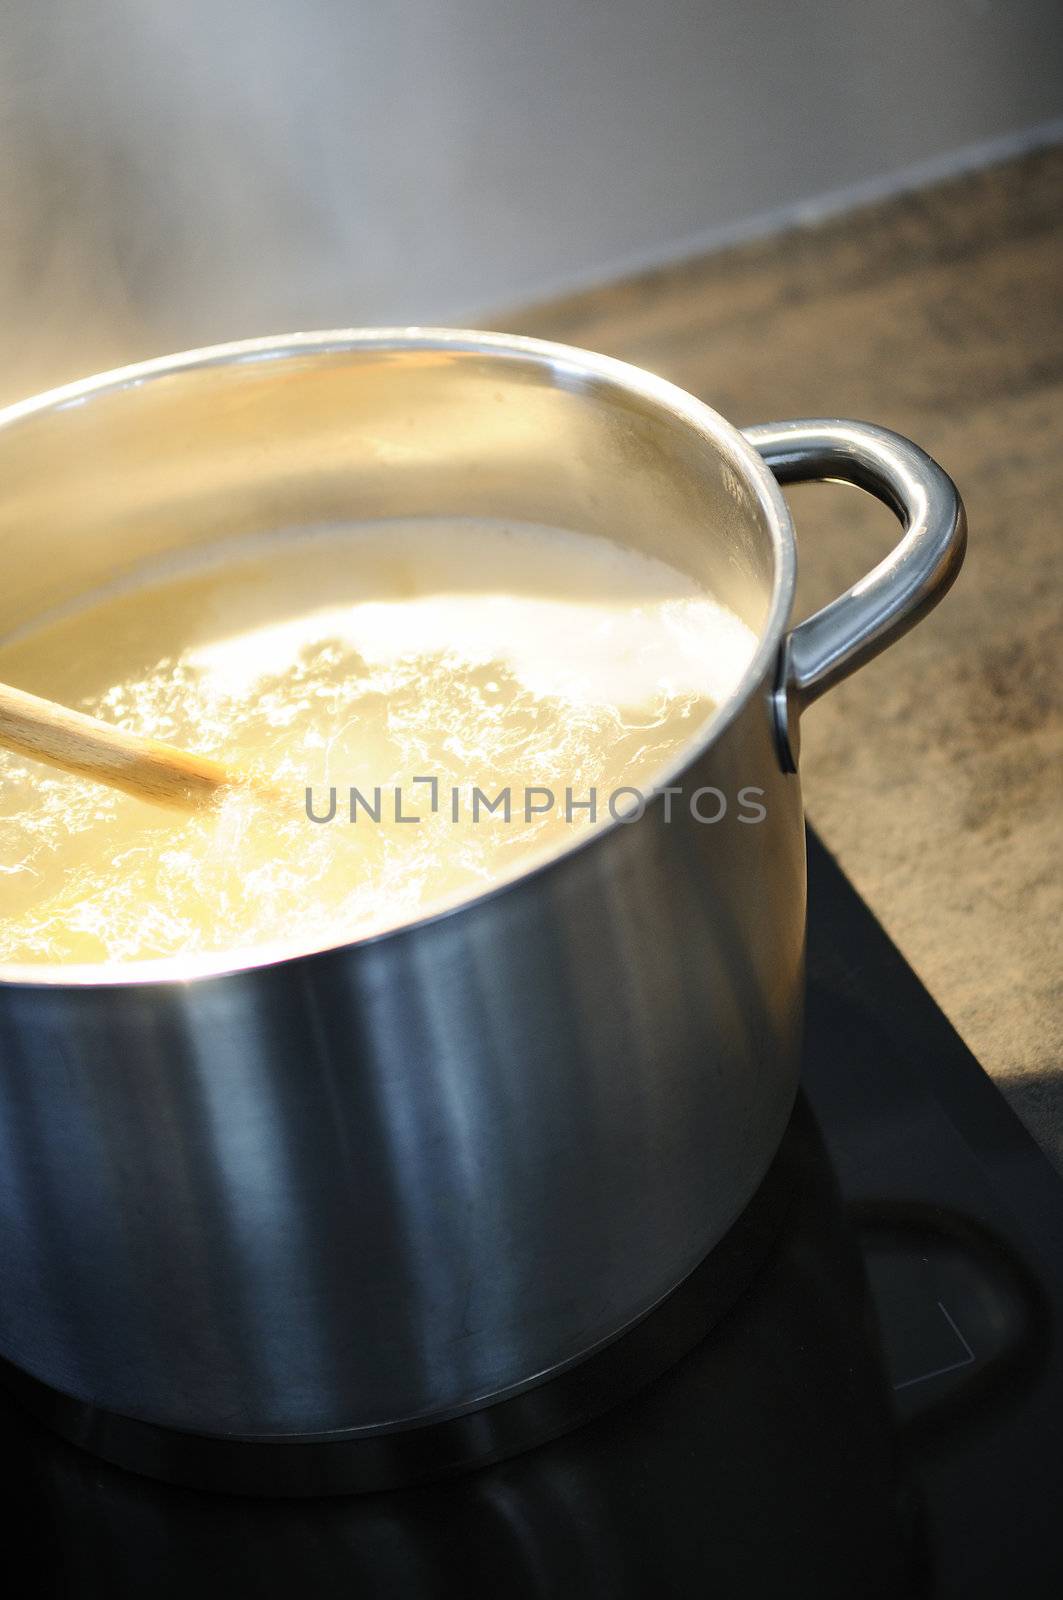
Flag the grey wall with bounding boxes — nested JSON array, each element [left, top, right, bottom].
[[2, 0, 1062, 398]]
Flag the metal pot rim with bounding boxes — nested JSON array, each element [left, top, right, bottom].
[[0, 327, 796, 989]]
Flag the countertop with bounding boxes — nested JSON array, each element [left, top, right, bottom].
[[509, 147, 1063, 1166]]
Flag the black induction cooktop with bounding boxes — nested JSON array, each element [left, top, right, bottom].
[[4, 830, 1061, 1598]]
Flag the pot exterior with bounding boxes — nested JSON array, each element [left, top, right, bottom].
[[0, 671, 804, 1438]]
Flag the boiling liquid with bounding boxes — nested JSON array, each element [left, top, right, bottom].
[[0, 520, 756, 967]]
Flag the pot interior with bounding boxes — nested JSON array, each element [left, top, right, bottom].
[[0, 334, 794, 980], [0, 335, 781, 650]]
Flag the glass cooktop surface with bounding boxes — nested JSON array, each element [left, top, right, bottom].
[[4, 831, 1061, 1598]]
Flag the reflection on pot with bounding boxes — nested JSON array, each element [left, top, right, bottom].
[[9, 1100, 925, 1600]]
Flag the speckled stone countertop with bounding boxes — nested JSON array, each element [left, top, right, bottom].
[[509, 147, 1063, 1166]]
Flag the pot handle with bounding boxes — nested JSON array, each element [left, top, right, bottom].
[[743, 419, 966, 771]]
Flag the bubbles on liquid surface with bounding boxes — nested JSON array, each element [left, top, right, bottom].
[[0, 520, 756, 966]]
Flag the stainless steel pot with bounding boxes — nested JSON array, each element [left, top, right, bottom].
[[0, 330, 965, 1490]]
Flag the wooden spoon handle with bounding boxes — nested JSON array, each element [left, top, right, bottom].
[[0, 680, 233, 808]]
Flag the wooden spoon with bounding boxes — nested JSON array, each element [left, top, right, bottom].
[[0, 680, 261, 809]]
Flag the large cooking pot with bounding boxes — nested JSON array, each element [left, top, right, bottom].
[[0, 330, 965, 1491]]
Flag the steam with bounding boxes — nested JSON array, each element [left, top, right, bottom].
[[0, 1, 386, 401]]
